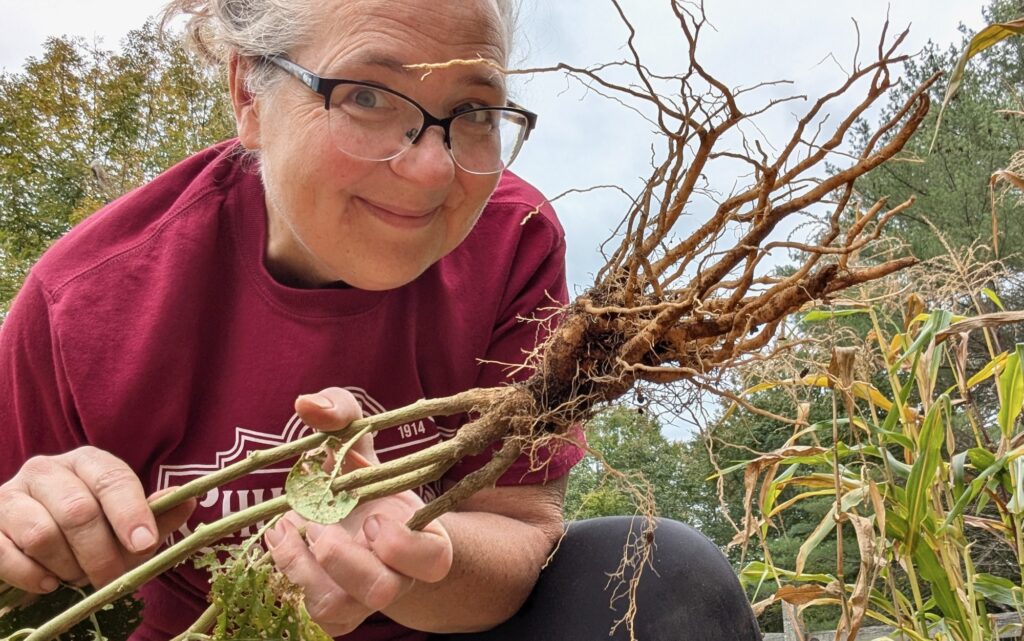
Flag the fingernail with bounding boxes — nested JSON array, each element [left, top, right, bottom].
[[301, 394, 334, 410], [265, 525, 283, 549], [364, 516, 381, 542], [130, 526, 156, 552], [39, 577, 60, 593], [305, 523, 324, 544]]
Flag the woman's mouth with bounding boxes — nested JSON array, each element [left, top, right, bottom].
[[357, 197, 439, 230]]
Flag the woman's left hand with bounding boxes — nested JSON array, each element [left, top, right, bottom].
[[265, 387, 453, 636]]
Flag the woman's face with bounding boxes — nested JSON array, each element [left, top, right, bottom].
[[234, 0, 508, 290]]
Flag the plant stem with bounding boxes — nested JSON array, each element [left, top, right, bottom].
[[150, 388, 495, 515], [21, 448, 455, 640], [902, 555, 928, 636]]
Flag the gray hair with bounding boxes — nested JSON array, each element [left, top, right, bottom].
[[160, 0, 519, 96]]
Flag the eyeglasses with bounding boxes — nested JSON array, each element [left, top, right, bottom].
[[263, 56, 537, 175]]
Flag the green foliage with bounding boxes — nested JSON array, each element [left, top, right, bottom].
[[850, 0, 1024, 269], [564, 406, 733, 542], [0, 587, 142, 641], [196, 544, 331, 641], [285, 438, 359, 524], [730, 304, 1024, 640], [0, 22, 235, 315]]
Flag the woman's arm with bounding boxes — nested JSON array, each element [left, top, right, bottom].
[[382, 479, 567, 632]]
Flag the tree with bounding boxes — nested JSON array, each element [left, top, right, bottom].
[[0, 22, 235, 315], [564, 406, 731, 541], [850, 0, 1024, 270]]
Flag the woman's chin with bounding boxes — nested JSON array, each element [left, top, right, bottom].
[[335, 264, 431, 292]]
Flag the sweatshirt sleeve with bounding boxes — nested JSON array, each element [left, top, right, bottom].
[[444, 198, 585, 487], [0, 273, 86, 481]]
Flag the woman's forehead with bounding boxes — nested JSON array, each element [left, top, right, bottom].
[[306, 0, 508, 67]]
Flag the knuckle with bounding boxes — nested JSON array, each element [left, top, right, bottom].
[[306, 589, 349, 621], [363, 573, 401, 611], [18, 520, 61, 555], [56, 493, 103, 531], [90, 466, 137, 496], [21, 455, 55, 477], [270, 548, 303, 578]]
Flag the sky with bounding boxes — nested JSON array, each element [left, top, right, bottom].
[[0, 1, 990, 436], [0, 0, 988, 292]]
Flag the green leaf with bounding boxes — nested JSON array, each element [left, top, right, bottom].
[[981, 288, 1005, 311], [941, 454, 1006, 530], [951, 451, 967, 499], [738, 561, 835, 587], [996, 344, 1024, 439], [889, 310, 953, 374], [794, 486, 867, 576], [197, 544, 333, 641], [802, 308, 869, 322], [885, 512, 967, 632], [286, 440, 359, 524], [760, 464, 798, 520], [904, 395, 950, 554], [973, 573, 1024, 607], [1007, 458, 1024, 515], [931, 18, 1024, 152], [0, 586, 143, 641], [966, 447, 996, 471]]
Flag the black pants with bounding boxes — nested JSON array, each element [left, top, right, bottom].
[[430, 517, 762, 641]]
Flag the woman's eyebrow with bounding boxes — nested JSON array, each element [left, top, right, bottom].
[[341, 51, 505, 92]]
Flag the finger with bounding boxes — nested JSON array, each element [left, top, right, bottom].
[[295, 387, 363, 433], [342, 446, 376, 474], [146, 487, 197, 543], [23, 465, 127, 587], [0, 485, 83, 584], [0, 529, 62, 594], [266, 520, 370, 635], [68, 448, 158, 554], [363, 515, 453, 583], [311, 523, 413, 612], [112, 488, 198, 574]]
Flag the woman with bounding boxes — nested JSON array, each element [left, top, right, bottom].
[[0, 1, 761, 639]]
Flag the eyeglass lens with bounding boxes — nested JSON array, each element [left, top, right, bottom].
[[326, 84, 527, 174]]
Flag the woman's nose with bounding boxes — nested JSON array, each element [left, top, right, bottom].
[[389, 126, 455, 187]]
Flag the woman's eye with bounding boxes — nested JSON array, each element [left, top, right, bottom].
[[453, 104, 498, 125], [452, 102, 487, 116], [352, 88, 380, 108]]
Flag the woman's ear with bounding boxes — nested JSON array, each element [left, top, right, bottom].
[[229, 55, 261, 149]]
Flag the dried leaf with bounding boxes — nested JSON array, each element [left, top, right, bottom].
[[775, 583, 834, 606], [835, 514, 879, 640], [992, 169, 1024, 192]]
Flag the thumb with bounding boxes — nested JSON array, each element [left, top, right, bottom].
[[295, 387, 364, 433], [146, 486, 197, 543]]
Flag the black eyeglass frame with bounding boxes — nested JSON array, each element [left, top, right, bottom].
[[262, 55, 537, 154]]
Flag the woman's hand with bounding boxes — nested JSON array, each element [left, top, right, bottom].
[[266, 387, 453, 636], [266, 492, 453, 636], [0, 447, 195, 592]]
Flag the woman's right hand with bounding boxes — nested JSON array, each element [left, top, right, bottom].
[[0, 446, 195, 593]]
